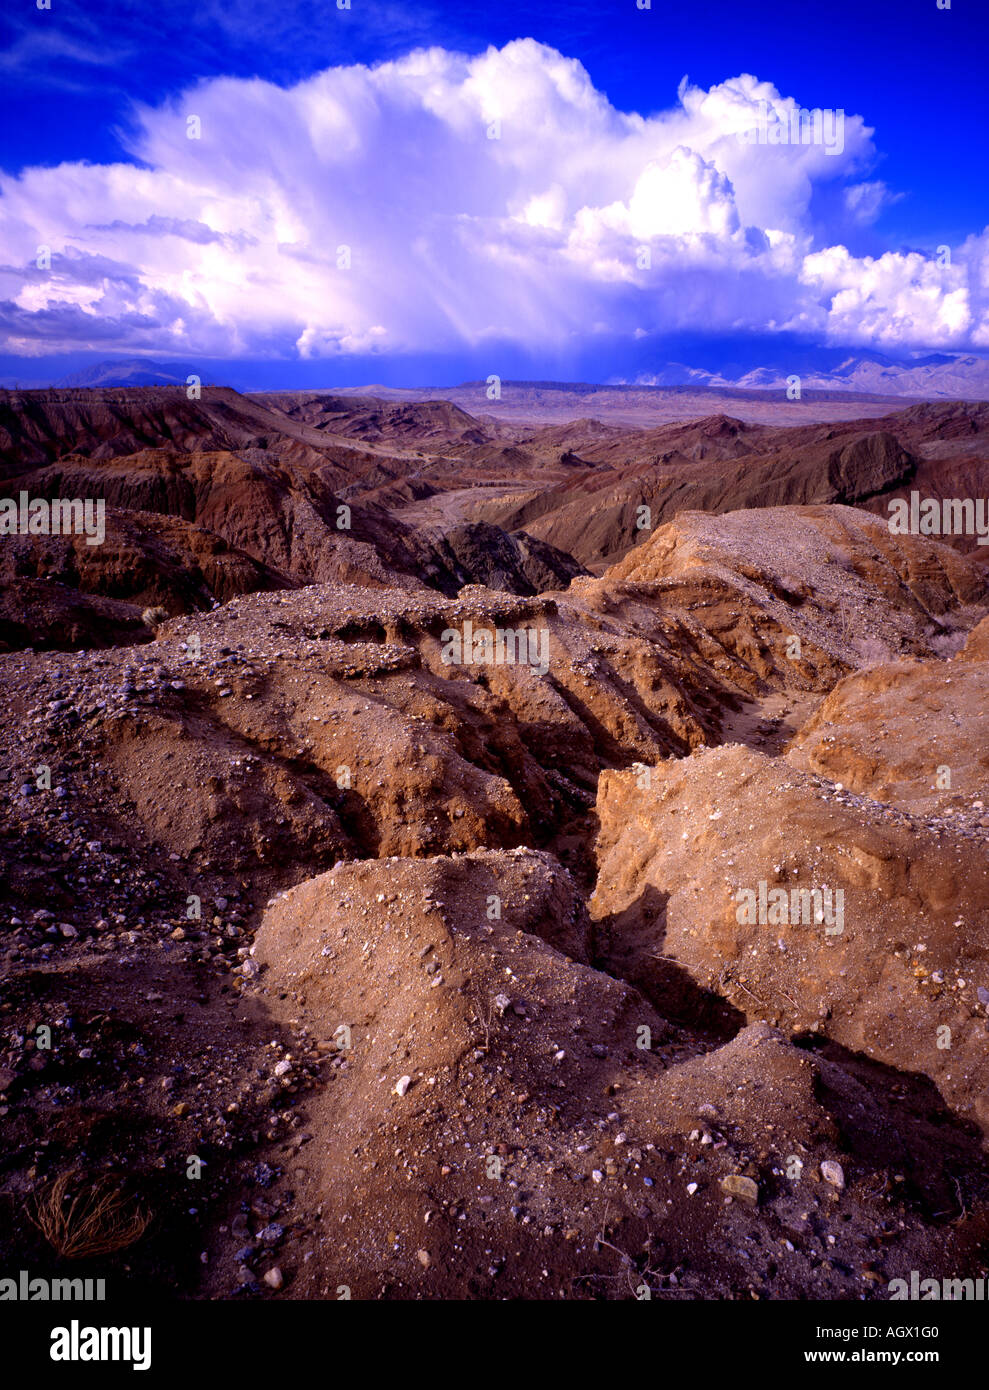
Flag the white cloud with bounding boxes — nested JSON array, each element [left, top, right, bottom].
[[801, 245, 973, 345], [1, 38, 986, 358], [843, 181, 897, 225]]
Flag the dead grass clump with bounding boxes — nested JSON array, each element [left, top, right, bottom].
[[30, 1171, 150, 1260]]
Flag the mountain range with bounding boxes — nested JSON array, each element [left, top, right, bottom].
[[42, 350, 989, 401]]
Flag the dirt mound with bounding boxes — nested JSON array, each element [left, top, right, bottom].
[[0, 577, 149, 652], [0, 579, 725, 892], [605, 504, 987, 671], [592, 743, 989, 1130], [247, 851, 983, 1298], [785, 647, 989, 820], [959, 613, 989, 660]]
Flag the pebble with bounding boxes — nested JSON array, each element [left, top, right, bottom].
[[821, 1160, 845, 1190], [720, 1174, 759, 1206]]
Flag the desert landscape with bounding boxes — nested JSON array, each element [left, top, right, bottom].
[[3, 0, 989, 1350], [0, 380, 987, 1305]]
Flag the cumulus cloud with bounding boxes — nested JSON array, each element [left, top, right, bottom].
[[800, 246, 971, 346], [1, 38, 986, 358]]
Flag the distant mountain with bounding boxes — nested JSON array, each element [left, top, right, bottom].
[[58, 358, 203, 388], [636, 351, 989, 399], [28, 346, 989, 400]]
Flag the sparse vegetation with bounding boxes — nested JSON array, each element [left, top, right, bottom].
[[30, 1171, 150, 1260]]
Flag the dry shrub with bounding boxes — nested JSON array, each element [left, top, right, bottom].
[[851, 635, 893, 668], [928, 629, 966, 660], [30, 1171, 150, 1260]]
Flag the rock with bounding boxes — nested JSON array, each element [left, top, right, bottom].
[[721, 1174, 760, 1206], [821, 1160, 846, 1190], [263, 1267, 283, 1290]]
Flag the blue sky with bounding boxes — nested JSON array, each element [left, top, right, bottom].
[[1, 0, 988, 385]]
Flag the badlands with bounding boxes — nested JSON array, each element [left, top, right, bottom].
[[0, 384, 987, 1300]]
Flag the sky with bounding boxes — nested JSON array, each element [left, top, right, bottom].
[[1, 0, 988, 387]]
